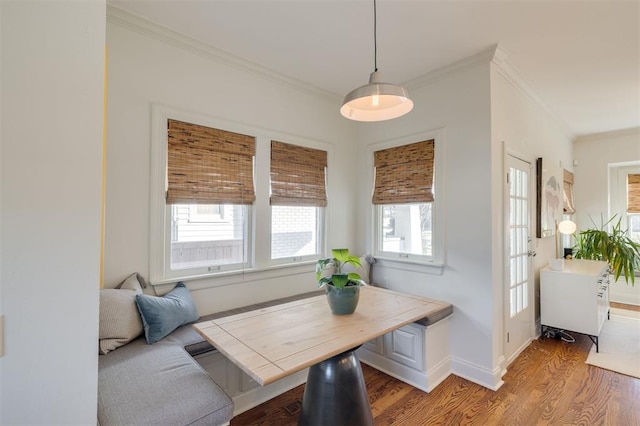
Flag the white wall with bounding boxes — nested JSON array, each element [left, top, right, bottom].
[[490, 60, 575, 385], [573, 128, 640, 229], [0, 0, 3, 411], [105, 9, 358, 313], [490, 62, 575, 320], [103, 7, 590, 395], [573, 128, 640, 302], [0, 1, 105, 424], [350, 50, 575, 390], [355, 58, 500, 388]]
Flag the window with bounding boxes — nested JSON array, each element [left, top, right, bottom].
[[627, 173, 640, 243], [164, 119, 255, 277], [379, 203, 432, 256], [373, 139, 436, 262], [628, 214, 640, 243], [187, 204, 223, 222], [562, 169, 576, 251], [271, 206, 321, 259], [608, 164, 640, 249], [270, 141, 326, 261], [150, 106, 331, 285], [562, 169, 576, 215], [170, 204, 247, 271]]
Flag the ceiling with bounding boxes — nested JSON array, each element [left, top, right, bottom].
[[108, 0, 640, 137]]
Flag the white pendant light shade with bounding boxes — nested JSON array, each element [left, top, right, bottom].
[[340, 0, 414, 122], [558, 220, 577, 235], [340, 71, 413, 122]]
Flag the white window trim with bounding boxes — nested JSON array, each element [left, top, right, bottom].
[[368, 128, 445, 272], [150, 104, 331, 286], [609, 161, 640, 234], [150, 106, 256, 284]]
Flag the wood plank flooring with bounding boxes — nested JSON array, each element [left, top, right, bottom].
[[231, 308, 640, 425], [611, 301, 640, 313]]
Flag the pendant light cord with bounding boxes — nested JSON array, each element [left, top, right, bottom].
[[373, 0, 378, 72]]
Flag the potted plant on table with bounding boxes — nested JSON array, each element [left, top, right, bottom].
[[572, 215, 640, 285], [316, 248, 366, 315]]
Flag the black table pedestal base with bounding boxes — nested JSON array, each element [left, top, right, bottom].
[[298, 348, 374, 426]]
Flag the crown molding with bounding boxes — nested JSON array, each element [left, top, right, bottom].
[[106, 5, 340, 103], [403, 44, 576, 141], [490, 45, 576, 141], [574, 126, 640, 143], [404, 45, 499, 91]]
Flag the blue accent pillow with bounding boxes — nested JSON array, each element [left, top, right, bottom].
[[135, 283, 199, 344]]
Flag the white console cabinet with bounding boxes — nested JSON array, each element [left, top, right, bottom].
[[540, 259, 609, 351]]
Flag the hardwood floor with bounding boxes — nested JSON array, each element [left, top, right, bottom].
[[231, 316, 640, 425], [611, 301, 640, 313]]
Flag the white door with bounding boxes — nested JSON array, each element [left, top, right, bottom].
[[504, 155, 535, 364]]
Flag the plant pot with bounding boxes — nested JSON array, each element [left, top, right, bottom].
[[325, 284, 360, 315]]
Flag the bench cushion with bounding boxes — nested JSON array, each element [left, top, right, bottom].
[[413, 304, 454, 326], [98, 336, 233, 426]]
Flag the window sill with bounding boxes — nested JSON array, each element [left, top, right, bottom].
[[150, 261, 317, 294], [373, 257, 445, 276]]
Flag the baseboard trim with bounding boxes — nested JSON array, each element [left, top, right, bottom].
[[358, 351, 451, 393], [451, 356, 504, 391]]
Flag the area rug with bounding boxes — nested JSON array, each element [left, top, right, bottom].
[[585, 310, 640, 379]]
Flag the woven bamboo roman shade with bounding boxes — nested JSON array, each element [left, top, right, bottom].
[[562, 169, 576, 214], [372, 140, 434, 205], [166, 119, 255, 205], [628, 174, 640, 213], [270, 141, 327, 207]]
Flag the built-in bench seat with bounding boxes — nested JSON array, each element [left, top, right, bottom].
[[98, 325, 234, 426], [97, 291, 324, 425], [357, 285, 454, 392], [98, 288, 452, 424], [193, 287, 453, 410]]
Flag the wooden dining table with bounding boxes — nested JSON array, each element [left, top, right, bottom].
[[193, 285, 449, 425]]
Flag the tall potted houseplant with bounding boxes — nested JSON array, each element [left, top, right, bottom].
[[573, 215, 640, 285], [316, 248, 365, 315]]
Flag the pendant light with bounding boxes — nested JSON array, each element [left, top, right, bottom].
[[340, 0, 413, 122]]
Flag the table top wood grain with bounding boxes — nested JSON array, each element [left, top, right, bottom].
[[192, 285, 450, 386]]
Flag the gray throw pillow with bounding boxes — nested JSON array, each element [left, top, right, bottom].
[[98, 273, 145, 354], [135, 283, 199, 344]]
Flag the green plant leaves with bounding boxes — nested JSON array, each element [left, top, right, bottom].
[[331, 274, 350, 288], [330, 248, 361, 273], [316, 249, 364, 288], [573, 215, 640, 285]]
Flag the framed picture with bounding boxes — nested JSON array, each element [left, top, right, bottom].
[[536, 157, 561, 238]]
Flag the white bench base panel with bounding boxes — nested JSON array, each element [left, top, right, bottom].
[[194, 350, 308, 416], [357, 316, 452, 393], [195, 315, 452, 415]]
